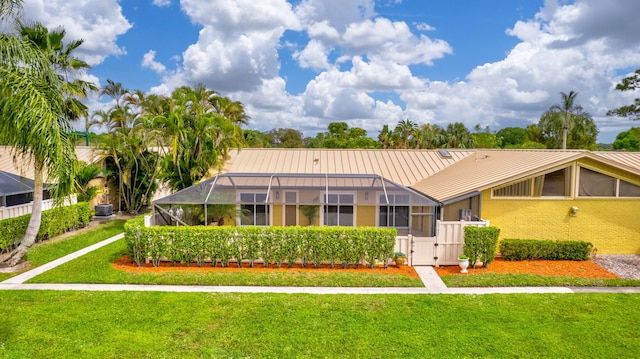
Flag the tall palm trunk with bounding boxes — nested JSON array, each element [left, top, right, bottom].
[[1, 161, 44, 266]]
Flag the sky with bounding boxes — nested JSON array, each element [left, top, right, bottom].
[[20, 0, 640, 143]]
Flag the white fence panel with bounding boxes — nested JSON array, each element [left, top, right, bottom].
[[0, 195, 77, 221], [435, 220, 490, 266], [394, 235, 411, 260]]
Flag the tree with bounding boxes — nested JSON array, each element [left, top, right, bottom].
[[307, 122, 376, 148], [392, 119, 419, 149], [538, 96, 598, 150], [547, 91, 585, 150], [243, 130, 272, 148], [443, 122, 475, 148], [97, 81, 161, 213], [415, 123, 446, 149], [607, 69, 640, 121], [496, 127, 527, 148], [267, 128, 304, 148], [0, 5, 92, 264], [472, 125, 499, 148], [153, 85, 245, 191], [612, 127, 640, 151]]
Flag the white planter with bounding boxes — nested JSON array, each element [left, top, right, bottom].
[[458, 258, 469, 273]]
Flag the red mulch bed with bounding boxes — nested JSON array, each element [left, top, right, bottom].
[[113, 256, 619, 280], [113, 256, 421, 279], [434, 258, 619, 278]]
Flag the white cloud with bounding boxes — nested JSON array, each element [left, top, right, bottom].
[[55, 0, 639, 143], [415, 22, 435, 31], [295, 0, 375, 30], [152, 0, 171, 7], [23, 0, 131, 65], [158, 0, 300, 93], [342, 18, 452, 65], [141, 50, 167, 74], [293, 40, 333, 70]]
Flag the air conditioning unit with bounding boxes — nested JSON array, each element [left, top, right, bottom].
[[459, 208, 472, 221], [95, 204, 113, 217]]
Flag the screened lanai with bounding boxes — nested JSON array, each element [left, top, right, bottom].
[[152, 173, 439, 236], [0, 170, 50, 207]]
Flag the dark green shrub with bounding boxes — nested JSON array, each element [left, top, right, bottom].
[[123, 220, 397, 268], [499, 239, 593, 261], [0, 202, 95, 252], [463, 226, 501, 268]]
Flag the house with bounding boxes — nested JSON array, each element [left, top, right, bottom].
[[0, 146, 100, 219], [151, 148, 640, 262]]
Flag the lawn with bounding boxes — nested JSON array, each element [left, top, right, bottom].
[[441, 272, 640, 287], [0, 291, 638, 358], [27, 239, 424, 287], [0, 220, 126, 282]]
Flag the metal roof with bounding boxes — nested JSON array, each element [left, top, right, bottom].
[[0, 146, 100, 179], [411, 149, 640, 202], [0, 170, 38, 196], [593, 152, 640, 172], [221, 148, 472, 187], [154, 172, 438, 206]]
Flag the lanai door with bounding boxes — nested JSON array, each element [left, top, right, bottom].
[[284, 191, 297, 226]]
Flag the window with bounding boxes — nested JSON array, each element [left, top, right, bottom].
[[379, 194, 409, 228], [579, 167, 640, 197], [323, 193, 354, 226], [240, 193, 269, 225], [493, 167, 571, 198], [619, 180, 640, 197]]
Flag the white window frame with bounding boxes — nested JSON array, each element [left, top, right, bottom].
[[321, 191, 356, 227], [377, 193, 410, 228], [577, 165, 640, 198], [491, 164, 575, 200], [238, 192, 271, 226]]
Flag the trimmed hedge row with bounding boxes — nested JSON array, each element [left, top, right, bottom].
[[0, 202, 94, 252], [499, 239, 593, 261], [463, 226, 501, 268], [124, 217, 398, 269]]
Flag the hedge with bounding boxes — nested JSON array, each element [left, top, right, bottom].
[[463, 226, 500, 268], [124, 217, 398, 269], [0, 202, 94, 253], [499, 239, 593, 261]]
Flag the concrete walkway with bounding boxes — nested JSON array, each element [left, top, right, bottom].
[[1, 233, 639, 295]]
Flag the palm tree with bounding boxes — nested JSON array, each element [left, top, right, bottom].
[[540, 91, 595, 149], [443, 122, 476, 148], [393, 119, 419, 149], [154, 85, 245, 190], [0, 12, 92, 264], [212, 95, 250, 126], [550, 91, 580, 150], [416, 123, 446, 149]]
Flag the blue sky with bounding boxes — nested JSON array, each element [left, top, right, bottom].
[[21, 0, 640, 143]]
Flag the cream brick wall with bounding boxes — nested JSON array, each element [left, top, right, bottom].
[[482, 191, 640, 254]]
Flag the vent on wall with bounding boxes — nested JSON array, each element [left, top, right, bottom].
[[438, 149, 452, 158]]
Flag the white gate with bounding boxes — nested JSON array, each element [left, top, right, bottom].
[[397, 220, 490, 266], [410, 235, 437, 265]]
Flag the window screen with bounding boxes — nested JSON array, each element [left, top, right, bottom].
[[579, 168, 616, 197]]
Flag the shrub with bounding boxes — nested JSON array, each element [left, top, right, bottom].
[[499, 239, 593, 261], [0, 202, 94, 252], [123, 220, 398, 268], [463, 226, 500, 268]]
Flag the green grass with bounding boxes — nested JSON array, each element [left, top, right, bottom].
[[441, 272, 640, 287], [0, 291, 638, 358], [0, 220, 125, 282], [25, 220, 126, 267], [28, 239, 424, 287]]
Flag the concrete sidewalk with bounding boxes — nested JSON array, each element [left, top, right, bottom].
[[1, 232, 638, 295]]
